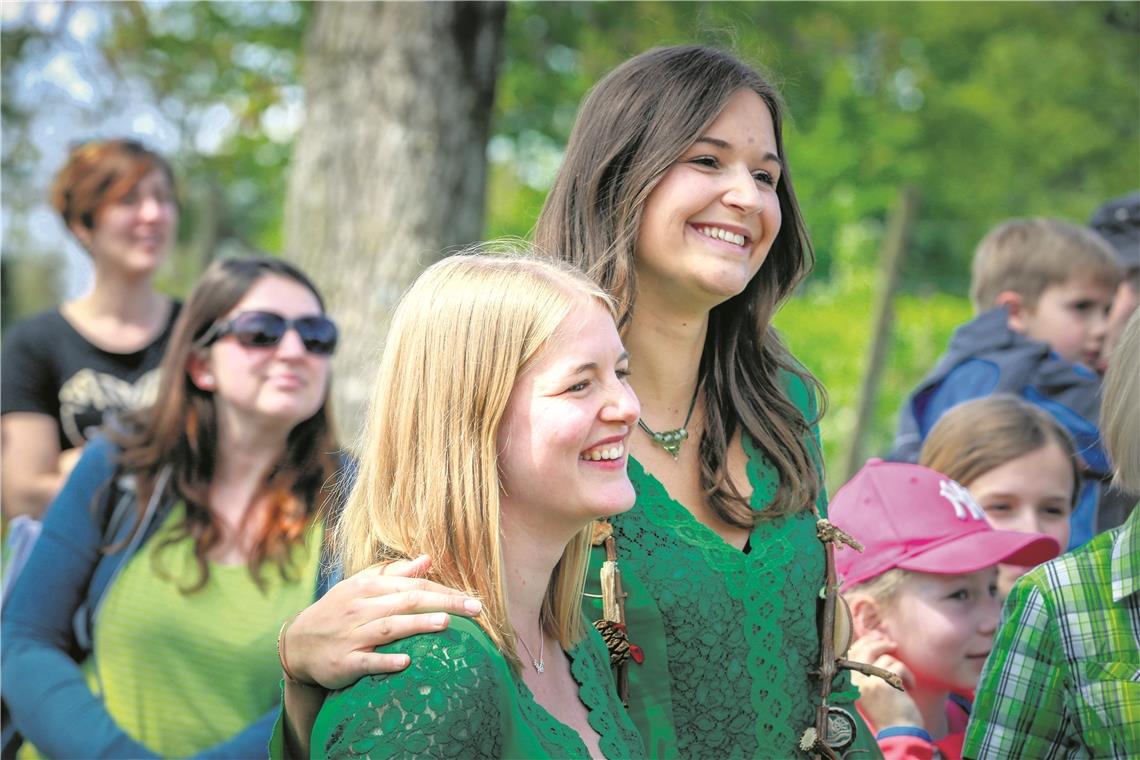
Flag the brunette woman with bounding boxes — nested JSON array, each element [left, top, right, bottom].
[[283, 46, 884, 759], [2, 257, 340, 758]]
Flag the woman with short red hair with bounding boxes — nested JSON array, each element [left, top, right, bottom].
[[2, 139, 181, 518]]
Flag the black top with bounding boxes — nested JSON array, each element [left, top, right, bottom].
[[1, 303, 181, 450]]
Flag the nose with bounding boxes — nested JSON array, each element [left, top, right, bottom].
[[137, 194, 167, 222], [1089, 308, 1110, 340], [1005, 507, 1039, 534], [721, 164, 764, 216], [274, 326, 309, 360], [603, 378, 640, 427], [978, 596, 1001, 637]]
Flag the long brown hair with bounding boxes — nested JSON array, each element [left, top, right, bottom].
[[534, 45, 825, 526], [115, 256, 339, 592]]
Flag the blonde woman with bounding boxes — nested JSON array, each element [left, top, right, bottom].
[[278, 254, 646, 759]]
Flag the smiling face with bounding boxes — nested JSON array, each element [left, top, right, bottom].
[[965, 442, 1074, 596], [496, 298, 640, 537], [1011, 275, 1116, 369], [880, 569, 1002, 695], [192, 273, 331, 435], [77, 168, 177, 277], [634, 88, 782, 312]]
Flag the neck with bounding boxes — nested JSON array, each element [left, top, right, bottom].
[[209, 414, 291, 521], [908, 685, 950, 740], [499, 506, 572, 659], [76, 265, 165, 322], [623, 299, 707, 423]]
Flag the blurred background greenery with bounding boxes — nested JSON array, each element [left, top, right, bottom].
[[3, 1, 1136, 488]]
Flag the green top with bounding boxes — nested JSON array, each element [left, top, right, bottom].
[[584, 373, 880, 759], [964, 506, 1140, 758], [86, 502, 321, 757], [309, 615, 647, 759]]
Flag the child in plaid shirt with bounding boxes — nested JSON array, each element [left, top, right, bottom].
[[964, 312, 1140, 758], [829, 460, 1060, 760]]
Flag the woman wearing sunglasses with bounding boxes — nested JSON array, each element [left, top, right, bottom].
[[2, 256, 341, 759], [2, 139, 181, 520]]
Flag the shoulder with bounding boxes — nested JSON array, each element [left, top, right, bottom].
[[315, 616, 508, 758], [776, 361, 818, 419], [158, 300, 182, 342], [1, 309, 70, 360], [345, 615, 508, 699], [1017, 527, 1117, 610], [3, 308, 68, 337]]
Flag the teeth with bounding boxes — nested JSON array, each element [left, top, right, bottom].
[[699, 226, 746, 247], [581, 443, 624, 461]]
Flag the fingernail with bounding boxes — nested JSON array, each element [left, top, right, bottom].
[[464, 598, 483, 614], [430, 613, 449, 627]]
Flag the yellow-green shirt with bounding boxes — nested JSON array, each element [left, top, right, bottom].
[[29, 503, 322, 758]]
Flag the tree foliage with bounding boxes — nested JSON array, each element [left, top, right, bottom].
[[3, 0, 1136, 477]]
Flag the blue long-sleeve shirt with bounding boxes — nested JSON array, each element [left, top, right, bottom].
[[2, 436, 335, 759]]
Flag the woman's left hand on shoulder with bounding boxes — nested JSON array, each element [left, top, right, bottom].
[[285, 555, 483, 689]]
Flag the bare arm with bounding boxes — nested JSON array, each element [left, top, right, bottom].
[[1, 413, 81, 519], [278, 555, 483, 759]]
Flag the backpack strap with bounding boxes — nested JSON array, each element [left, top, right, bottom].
[[73, 466, 172, 653]]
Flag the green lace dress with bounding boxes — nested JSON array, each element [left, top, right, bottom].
[[584, 374, 881, 759], [308, 616, 646, 759]]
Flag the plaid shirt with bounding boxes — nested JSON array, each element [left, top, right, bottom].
[[964, 507, 1140, 758]]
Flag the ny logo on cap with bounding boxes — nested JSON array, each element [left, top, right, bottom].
[[939, 479, 986, 521]]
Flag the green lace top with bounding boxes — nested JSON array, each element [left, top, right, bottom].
[[309, 615, 646, 759], [584, 373, 880, 759]]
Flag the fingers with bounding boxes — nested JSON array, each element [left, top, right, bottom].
[[357, 651, 411, 676], [356, 611, 455, 646], [847, 631, 895, 664], [376, 554, 432, 578], [874, 655, 915, 691], [345, 589, 483, 625]]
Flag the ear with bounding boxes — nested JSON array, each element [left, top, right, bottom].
[[186, 351, 216, 392], [69, 223, 94, 252], [994, 290, 1028, 332], [847, 593, 888, 639]]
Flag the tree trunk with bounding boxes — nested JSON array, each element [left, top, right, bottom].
[[284, 1, 506, 443]]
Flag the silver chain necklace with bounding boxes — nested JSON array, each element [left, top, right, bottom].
[[517, 630, 545, 674]]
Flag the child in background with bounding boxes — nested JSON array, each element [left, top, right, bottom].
[[890, 218, 1122, 548], [964, 312, 1140, 758], [919, 394, 1079, 598], [830, 459, 1060, 760]]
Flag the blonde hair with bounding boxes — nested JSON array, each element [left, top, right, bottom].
[[920, 394, 1080, 510], [843, 568, 910, 607], [334, 250, 617, 670], [1102, 312, 1140, 492], [970, 218, 1121, 311]]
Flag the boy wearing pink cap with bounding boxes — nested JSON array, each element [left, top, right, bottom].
[[829, 459, 1060, 760]]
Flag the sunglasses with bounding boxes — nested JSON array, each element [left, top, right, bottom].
[[198, 311, 338, 356]]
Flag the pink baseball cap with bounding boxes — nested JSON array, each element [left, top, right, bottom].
[[830, 459, 1061, 591]]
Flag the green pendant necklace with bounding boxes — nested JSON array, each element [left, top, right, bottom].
[[637, 386, 700, 460]]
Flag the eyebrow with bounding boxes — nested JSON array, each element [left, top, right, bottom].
[[694, 137, 784, 168], [569, 350, 630, 375]]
